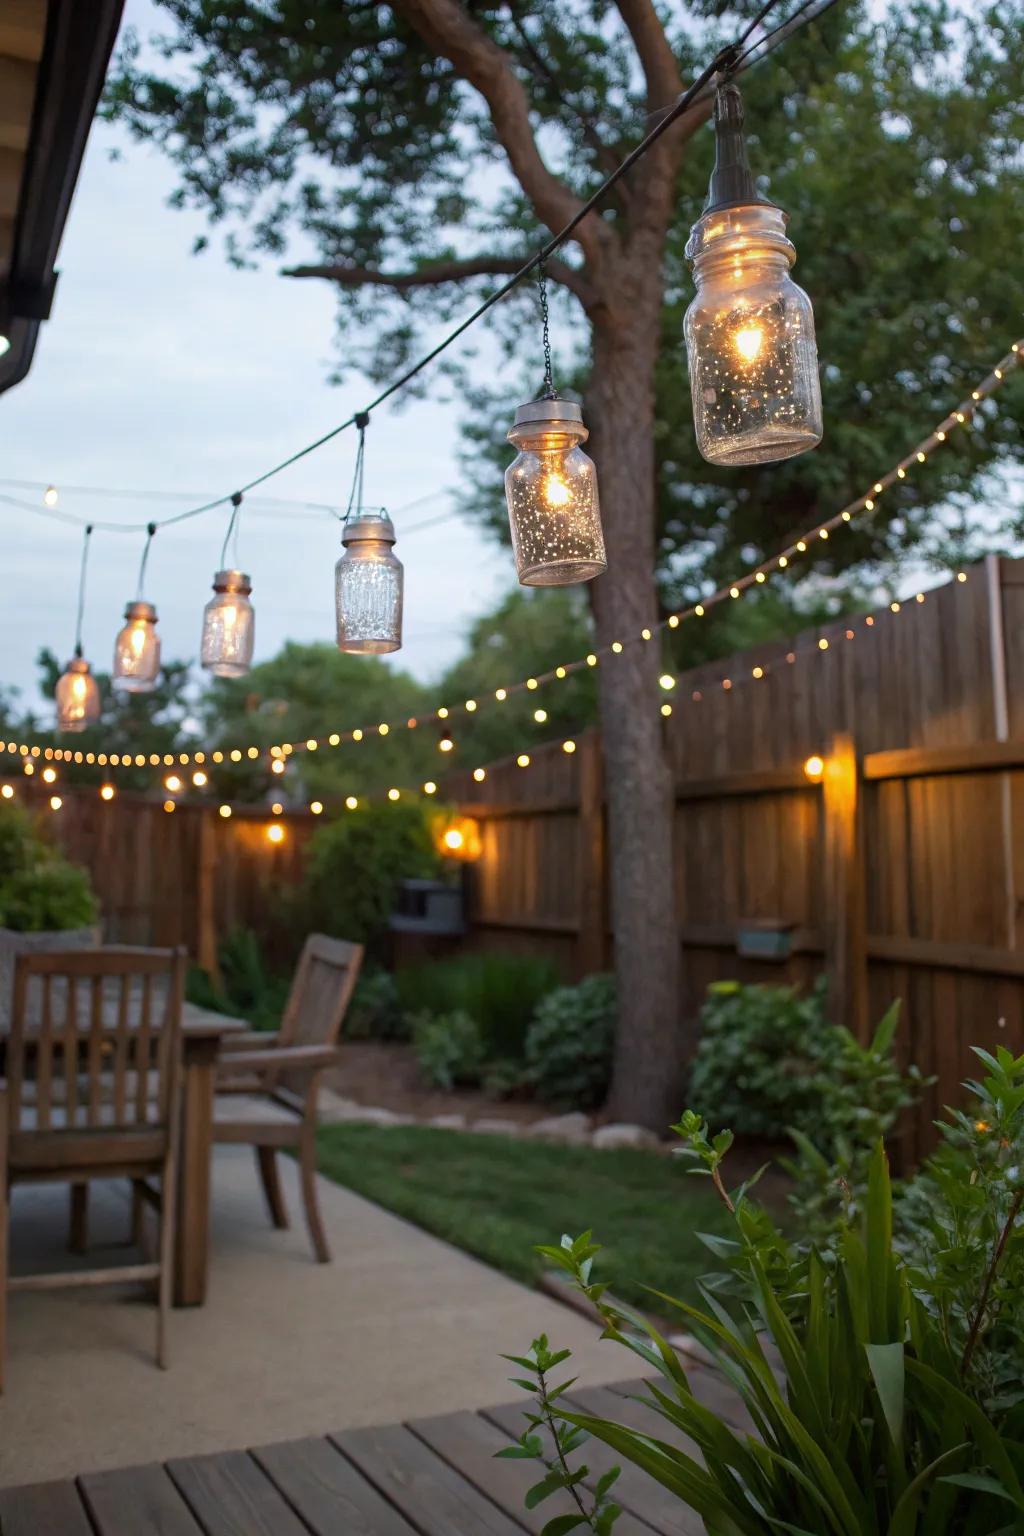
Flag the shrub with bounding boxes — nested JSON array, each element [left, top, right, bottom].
[[412, 1008, 486, 1089], [508, 1061, 1024, 1534], [396, 951, 559, 1062], [346, 967, 408, 1040], [299, 801, 441, 947], [186, 925, 289, 1032], [524, 972, 616, 1109], [0, 802, 97, 932]]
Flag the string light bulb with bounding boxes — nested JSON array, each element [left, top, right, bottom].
[[1, 785, 14, 800], [201, 569, 255, 678], [113, 600, 161, 693], [55, 654, 100, 733], [684, 83, 822, 466], [438, 728, 454, 753], [266, 822, 285, 844], [505, 398, 606, 587], [100, 784, 115, 801], [43, 485, 58, 508]]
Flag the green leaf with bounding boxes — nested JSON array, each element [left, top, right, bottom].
[[888, 1444, 971, 1536], [540, 1517, 589, 1535], [526, 1470, 567, 1509], [865, 1341, 905, 1449], [938, 1473, 1018, 1502]]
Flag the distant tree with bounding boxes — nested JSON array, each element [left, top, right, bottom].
[[105, 0, 1024, 1127]]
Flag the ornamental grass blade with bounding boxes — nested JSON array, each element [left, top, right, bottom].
[[865, 1341, 905, 1450], [906, 1360, 1024, 1506], [887, 1443, 971, 1536]]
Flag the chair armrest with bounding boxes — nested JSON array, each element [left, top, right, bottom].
[[222, 1045, 340, 1075], [220, 1031, 279, 1052]]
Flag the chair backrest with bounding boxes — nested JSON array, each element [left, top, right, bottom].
[[4, 946, 185, 1139], [277, 934, 364, 1056]]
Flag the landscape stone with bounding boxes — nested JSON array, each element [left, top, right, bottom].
[[591, 1122, 661, 1151], [529, 1111, 592, 1144]]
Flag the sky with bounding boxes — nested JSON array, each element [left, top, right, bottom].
[[0, 0, 512, 713]]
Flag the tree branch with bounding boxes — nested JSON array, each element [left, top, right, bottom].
[[389, 0, 612, 270], [615, 0, 684, 109], [281, 253, 596, 307]]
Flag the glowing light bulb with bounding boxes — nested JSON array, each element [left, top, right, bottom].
[[804, 755, 824, 780], [267, 823, 285, 844], [517, 753, 531, 768], [443, 828, 465, 852], [1, 785, 13, 799], [41, 767, 57, 784], [100, 784, 115, 801], [219, 805, 232, 818], [732, 323, 764, 363], [271, 758, 285, 774], [543, 473, 572, 508], [473, 767, 486, 781], [533, 708, 547, 723], [423, 781, 437, 795], [165, 774, 183, 793], [345, 795, 358, 810], [49, 795, 62, 811], [310, 801, 323, 814], [388, 788, 400, 801], [43, 486, 59, 508]]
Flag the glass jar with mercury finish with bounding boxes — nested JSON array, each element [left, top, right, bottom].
[[201, 569, 255, 677], [112, 600, 161, 692], [55, 653, 101, 732], [684, 84, 822, 467], [504, 398, 606, 586], [335, 511, 404, 654]]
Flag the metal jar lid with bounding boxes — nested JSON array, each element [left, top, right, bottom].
[[63, 654, 92, 675], [123, 600, 157, 623], [212, 568, 252, 595], [341, 511, 397, 546], [509, 397, 588, 444]]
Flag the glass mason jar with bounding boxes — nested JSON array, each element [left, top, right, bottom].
[[504, 399, 606, 586], [335, 511, 403, 654], [684, 202, 822, 466], [112, 600, 161, 692], [55, 654, 100, 732], [201, 569, 255, 677]]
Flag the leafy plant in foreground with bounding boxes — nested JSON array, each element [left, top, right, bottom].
[[506, 1058, 1024, 1534]]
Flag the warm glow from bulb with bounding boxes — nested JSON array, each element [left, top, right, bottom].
[[527, 678, 539, 690], [230, 749, 241, 762], [439, 736, 454, 752], [310, 801, 323, 815], [165, 774, 183, 793], [423, 781, 437, 794], [473, 767, 486, 781], [345, 796, 358, 810], [733, 323, 764, 364], [517, 754, 530, 767], [43, 485, 59, 508], [465, 699, 477, 712], [804, 755, 824, 781], [562, 740, 576, 754], [1, 785, 13, 799], [129, 622, 147, 658], [659, 674, 675, 691], [23, 762, 34, 776], [219, 805, 232, 818], [41, 767, 57, 784], [388, 788, 400, 801], [100, 784, 115, 801], [266, 823, 285, 844], [163, 800, 176, 814], [495, 688, 507, 701], [49, 795, 62, 811], [542, 472, 571, 509], [818, 638, 829, 651], [193, 770, 208, 787], [534, 708, 547, 723], [443, 827, 464, 852], [271, 759, 285, 774]]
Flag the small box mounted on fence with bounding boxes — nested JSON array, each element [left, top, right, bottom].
[[390, 879, 465, 936], [735, 919, 795, 962]]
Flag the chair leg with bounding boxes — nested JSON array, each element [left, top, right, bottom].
[[156, 1155, 176, 1371], [299, 1126, 330, 1264], [256, 1148, 289, 1230], [69, 1183, 88, 1255]]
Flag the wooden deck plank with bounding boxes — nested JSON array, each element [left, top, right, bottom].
[[0, 1479, 93, 1535], [253, 1435, 419, 1536], [334, 1420, 526, 1535], [407, 1408, 650, 1536], [80, 1462, 204, 1536], [166, 1450, 310, 1536]]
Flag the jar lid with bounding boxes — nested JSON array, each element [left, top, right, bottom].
[[342, 511, 397, 546], [64, 654, 92, 675], [509, 396, 589, 446], [123, 600, 157, 623], [212, 568, 252, 594]]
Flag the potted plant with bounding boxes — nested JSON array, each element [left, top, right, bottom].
[[507, 1043, 1024, 1534], [0, 801, 99, 1025]]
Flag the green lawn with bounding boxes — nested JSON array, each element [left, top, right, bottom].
[[316, 1124, 738, 1314]]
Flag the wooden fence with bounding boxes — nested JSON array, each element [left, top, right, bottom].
[[444, 555, 1024, 1159], [14, 553, 1024, 1155]]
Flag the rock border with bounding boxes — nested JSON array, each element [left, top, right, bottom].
[[319, 1092, 663, 1151]]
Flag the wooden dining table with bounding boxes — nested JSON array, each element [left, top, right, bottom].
[[175, 1003, 246, 1306]]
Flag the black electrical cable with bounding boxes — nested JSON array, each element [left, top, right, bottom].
[[6, 0, 842, 539]]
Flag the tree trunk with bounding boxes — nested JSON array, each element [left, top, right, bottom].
[[584, 292, 685, 1132]]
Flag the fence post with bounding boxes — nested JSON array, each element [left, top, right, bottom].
[[823, 732, 869, 1041], [196, 808, 220, 982], [576, 733, 607, 977]]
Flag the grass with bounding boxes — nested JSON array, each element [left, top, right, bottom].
[[316, 1124, 738, 1314]]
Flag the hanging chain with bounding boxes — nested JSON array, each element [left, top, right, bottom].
[[73, 524, 94, 657], [344, 413, 371, 521], [538, 268, 557, 399], [220, 491, 243, 570], [136, 522, 157, 600]]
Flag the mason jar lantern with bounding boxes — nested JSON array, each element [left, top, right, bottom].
[[113, 600, 161, 692], [201, 568, 255, 677], [335, 510, 403, 654], [55, 652, 100, 732], [684, 83, 822, 467], [504, 398, 606, 586]]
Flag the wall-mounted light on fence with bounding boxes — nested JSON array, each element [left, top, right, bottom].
[[803, 754, 825, 781], [436, 814, 481, 861], [41, 767, 57, 784], [218, 804, 232, 819], [266, 822, 285, 844], [1, 784, 14, 800], [100, 783, 115, 801], [192, 770, 208, 787]]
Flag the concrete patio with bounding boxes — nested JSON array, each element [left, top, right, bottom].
[[0, 1144, 631, 1487]]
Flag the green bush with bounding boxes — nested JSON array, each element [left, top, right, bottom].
[[299, 801, 441, 947], [510, 1064, 1024, 1534], [396, 951, 559, 1061], [346, 967, 408, 1041], [0, 802, 97, 932], [524, 972, 617, 1109], [412, 1008, 486, 1089], [186, 926, 289, 1032]]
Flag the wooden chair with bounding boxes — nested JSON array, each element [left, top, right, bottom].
[[0, 946, 185, 1391], [212, 934, 363, 1262]]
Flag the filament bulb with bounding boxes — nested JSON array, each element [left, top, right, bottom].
[[733, 324, 764, 364], [542, 473, 572, 509]]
